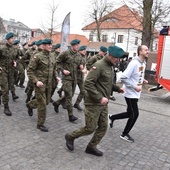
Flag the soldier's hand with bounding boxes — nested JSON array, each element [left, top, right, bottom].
[[79, 64, 83, 70], [100, 97, 108, 105], [36, 81, 43, 87], [56, 77, 61, 82], [63, 70, 70, 75], [13, 61, 17, 67]]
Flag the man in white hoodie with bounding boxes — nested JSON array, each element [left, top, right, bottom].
[[109, 45, 149, 142]]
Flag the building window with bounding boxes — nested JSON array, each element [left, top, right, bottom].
[[102, 35, 108, 42], [89, 34, 94, 41], [117, 35, 123, 43], [135, 37, 138, 45]]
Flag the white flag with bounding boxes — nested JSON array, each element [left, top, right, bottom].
[[60, 12, 71, 52]]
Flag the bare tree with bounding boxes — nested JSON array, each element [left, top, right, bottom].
[[40, 0, 61, 38], [85, 0, 115, 42], [122, 0, 170, 50]]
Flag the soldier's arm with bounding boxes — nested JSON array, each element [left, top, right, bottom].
[[56, 51, 66, 72], [86, 56, 96, 71], [84, 65, 103, 102], [27, 55, 39, 84]]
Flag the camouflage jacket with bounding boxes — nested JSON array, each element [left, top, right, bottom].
[[24, 48, 36, 65], [77, 53, 86, 80], [84, 57, 121, 105], [0, 43, 17, 73], [86, 53, 103, 71], [56, 49, 82, 81]]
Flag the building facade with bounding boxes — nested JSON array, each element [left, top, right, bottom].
[[82, 5, 158, 58]]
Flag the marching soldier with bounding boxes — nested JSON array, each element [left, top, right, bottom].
[[50, 43, 61, 102], [26, 39, 59, 132], [73, 45, 87, 111], [0, 32, 19, 116], [53, 39, 83, 122], [25, 40, 43, 103], [65, 46, 125, 156], [86, 46, 107, 71]]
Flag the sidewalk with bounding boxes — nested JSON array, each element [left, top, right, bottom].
[[0, 82, 169, 170]]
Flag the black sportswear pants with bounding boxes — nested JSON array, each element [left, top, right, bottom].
[[112, 97, 139, 135]]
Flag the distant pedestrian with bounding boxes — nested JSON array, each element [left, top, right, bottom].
[[65, 45, 124, 156], [109, 45, 149, 143]]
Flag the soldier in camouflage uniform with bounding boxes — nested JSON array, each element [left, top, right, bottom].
[[24, 41, 36, 93], [0, 32, 19, 116], [65, 45, 125, 156], [86, 46, 107, 71], [50, 43, 61, 102], [73, 45, 87, 111], [26, 39, 59, 132], [53, 39, 83, 122], [25, 40, 43, 103], [13, 40, 26, 88]]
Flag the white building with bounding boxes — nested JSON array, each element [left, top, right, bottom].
[[82, 5, 158, 58]]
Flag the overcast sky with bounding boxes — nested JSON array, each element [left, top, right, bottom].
[[0, 0, 94, 34], [0, 0, 124, 34]]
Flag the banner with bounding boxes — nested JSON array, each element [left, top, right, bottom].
[[60, 12, 71, 52]]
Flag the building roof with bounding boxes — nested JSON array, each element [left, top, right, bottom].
[[86, 42, 113, 52], [30, 32, 89, 46], [82, 5, 142, 31]]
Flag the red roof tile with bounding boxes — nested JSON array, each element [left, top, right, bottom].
[[29, 32, 89, 46], [82, 5, 142, 31]]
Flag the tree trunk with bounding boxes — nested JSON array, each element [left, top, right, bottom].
[[142, 0, 153, 48]]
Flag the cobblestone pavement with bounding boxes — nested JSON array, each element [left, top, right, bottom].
[[0, 81, 170, 170]]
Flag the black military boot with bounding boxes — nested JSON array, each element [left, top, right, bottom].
[[73, 103, 83, 111], [69, 115, 78, 122], [37, 124, 48, 132], [12, 93, 19, 100], [26, 103, 33, 116], [53, 102, 59, 113], [85, 146, 103, 156], [65, 133, 74, 151], [4, 104, 12, 116], [19, 84, 25, 88]]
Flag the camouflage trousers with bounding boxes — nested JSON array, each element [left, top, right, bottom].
[[68, 105, 108, 148], [75, 78, 85, 105], [25, 79, 35, 97], [28, 86, 48, 125], [0, 71, 15, 105], [51, 78, 58, 98], [15, 62, 25, 86], [54, 80, 77, 116]]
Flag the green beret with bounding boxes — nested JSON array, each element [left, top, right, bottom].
[[79, 45, 86, 51], [108, 46, 125, 58], [70, 39, 80, 45], [5, 32, 15, 40], [13, 40, 20, 45], [100, 46, 107, 53], [35, 40, 43, 46], [42, 38, 53, 45], [29, 41, 36, 47], [54, 43, 61, 49]]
